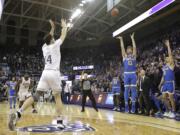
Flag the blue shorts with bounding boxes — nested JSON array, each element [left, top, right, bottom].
[[124, 73, 137, 87], [162, 82, 175, 93], [112, 87, 121, 95], [9, 90, 16, 97]]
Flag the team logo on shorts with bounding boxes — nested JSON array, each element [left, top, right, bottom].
[[17, 122, 95, 133]]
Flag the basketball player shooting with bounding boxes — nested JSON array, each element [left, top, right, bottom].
[[117, 33, 137, 113], [8, 18, 68, 130]]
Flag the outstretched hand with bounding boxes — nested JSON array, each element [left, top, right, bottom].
[[130, 32, 135, 39], [164, 39, 170, 47], [61, 19, 67, 28], [49, 19, 55, 28]]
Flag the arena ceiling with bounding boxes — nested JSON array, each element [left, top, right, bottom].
[[1, 0, 180, 46]]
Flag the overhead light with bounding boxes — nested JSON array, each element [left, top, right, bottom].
[[86, 0, 94, 2], [70, 8, 82, 20], [113, 0, 175, 37], [82, 0, 86, 4], [79, 3, 84, 7]]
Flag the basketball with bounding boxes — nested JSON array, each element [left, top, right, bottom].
[[111, 8, 119, 17]]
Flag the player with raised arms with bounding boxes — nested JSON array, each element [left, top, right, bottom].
[[117, 33, 137, 113], [8, 18, 68, 130], [158, 39, 176, 118]]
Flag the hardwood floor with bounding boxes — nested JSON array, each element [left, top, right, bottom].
[[0, 102, 180, 135]]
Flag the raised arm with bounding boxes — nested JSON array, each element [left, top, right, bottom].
[[80, 70, 84, 81], [164, 39, 174, 67], [49, 19, 55, 37], [60, 19, 68, 43], [117, 36, 126, 58], [130, 32, 137, 57]]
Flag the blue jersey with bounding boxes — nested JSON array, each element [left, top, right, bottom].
[[163, 64, 174, 82], [7, 81, 16, 96], [123, 55, 136, 73], [112, 77, 120, 88]]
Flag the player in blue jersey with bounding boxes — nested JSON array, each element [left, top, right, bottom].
[[117, 33, 137, 113], [158, 39, 176, 118], [111, 72, 121, 111], [6, 76, 17, 110]]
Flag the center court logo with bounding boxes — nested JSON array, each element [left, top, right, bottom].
[[17, 122, 95, 133]]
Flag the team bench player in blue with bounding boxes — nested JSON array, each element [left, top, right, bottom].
[[159, 39, 176, 118], [6, 76, 17, 110], [111, 72, 121, 111], [117, 33, 137, 113]]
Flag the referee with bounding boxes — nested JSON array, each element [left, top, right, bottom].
[[80, 71, 98, 112]]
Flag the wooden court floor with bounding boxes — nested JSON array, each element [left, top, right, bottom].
[[0, 102, 180, 135]]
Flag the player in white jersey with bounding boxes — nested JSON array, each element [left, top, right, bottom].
[[16, 74, 37, 113], [9, 19, 68, 130]]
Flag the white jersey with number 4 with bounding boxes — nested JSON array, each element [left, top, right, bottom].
[[19, 77, 31, 93], [37, 38, 63, 92], [42, 39, 62, 70]]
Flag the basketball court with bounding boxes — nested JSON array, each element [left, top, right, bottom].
[[0, 103, 179, 135]]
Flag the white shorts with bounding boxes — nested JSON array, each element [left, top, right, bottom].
[[18, 92, 31, 101], [37, 70, 61, 94]]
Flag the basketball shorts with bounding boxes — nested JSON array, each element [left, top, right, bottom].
[[124, 73, 137, 88], [112, 87, 121, 95], [37, 70, 62, 94], [18, 92, 31, 101], [9, 90, 16, 97], [162, 81, 175, 93]]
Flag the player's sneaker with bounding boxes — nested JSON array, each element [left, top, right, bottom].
[[168, 112, 176, 119], [130, 110, 135, 114], [112, 107, 117, 111], [81, 109, 85, 112], [125, 104, 129, 113], [163, 112, 169, 117], [32, 109, 38, 113], [52, 119, 66, 129], [117, 108, 120, 112], [8, 112, 19, 130], [95, 108, 98, 112], [155, 111, 162, 117]]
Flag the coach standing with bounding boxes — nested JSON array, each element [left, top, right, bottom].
[[80, 71, 98, 112], [138, 69, 152, 115]]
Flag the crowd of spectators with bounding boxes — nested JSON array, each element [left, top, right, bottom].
[[0, 28, 180, 94], [0, 26, 180, 118]]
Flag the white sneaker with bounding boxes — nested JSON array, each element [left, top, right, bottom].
[[8, 112, 18, 130], [163, 112, 169, 117], [112, 107, 117, 111], [117, 108, 120, 111], [168, 112, 176, 119], [52, 119, 66, 129]]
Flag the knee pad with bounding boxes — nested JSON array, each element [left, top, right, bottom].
[[33, 91, 43, 102]]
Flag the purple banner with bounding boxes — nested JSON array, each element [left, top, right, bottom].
[[150, 0, 175, 14]]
